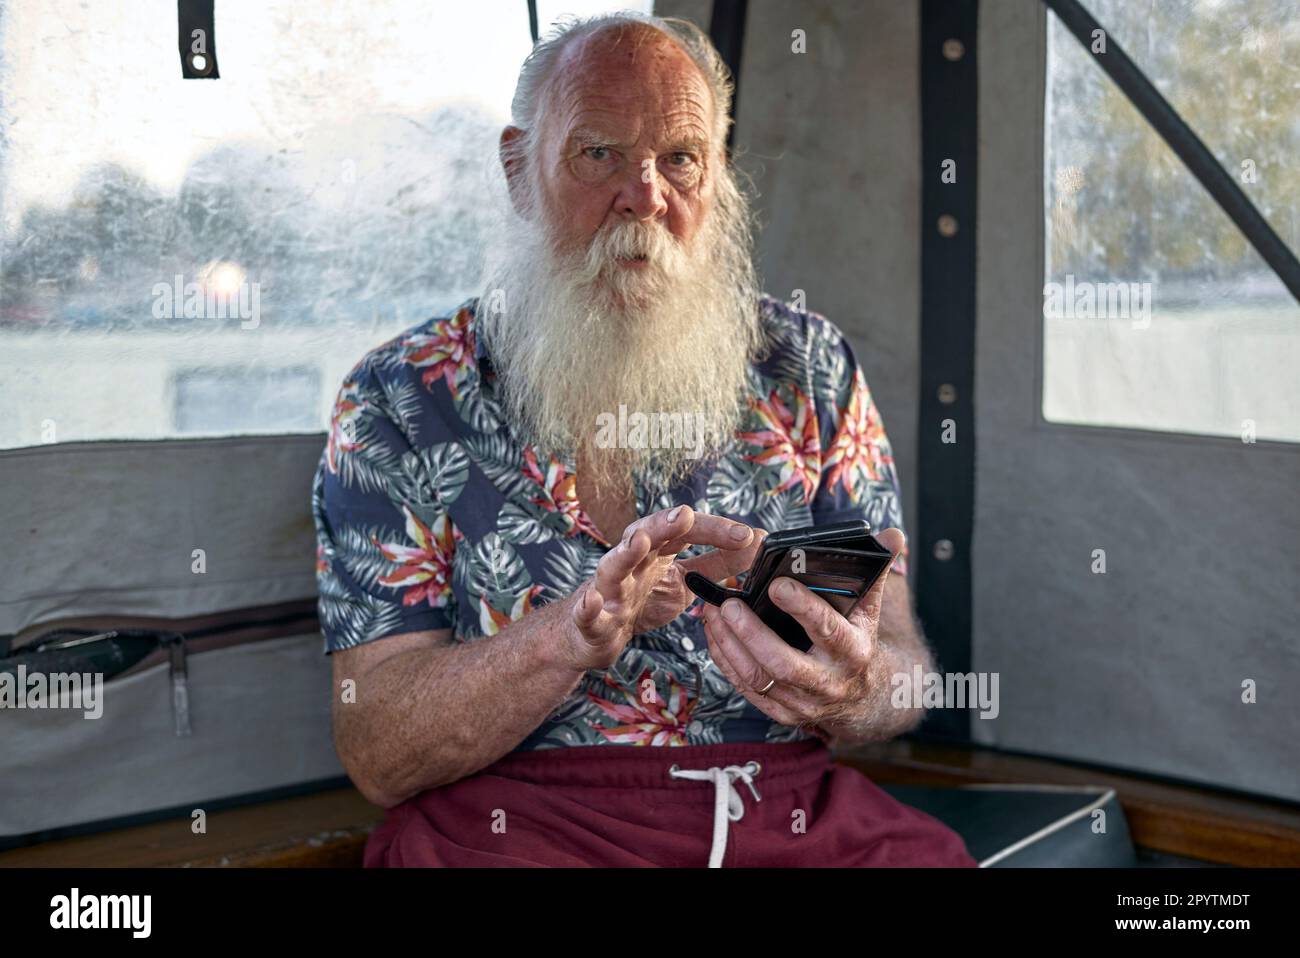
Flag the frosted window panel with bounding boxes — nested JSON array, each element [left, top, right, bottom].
[[0, 0, 649, 450], [1043, 0, 1300, 443]]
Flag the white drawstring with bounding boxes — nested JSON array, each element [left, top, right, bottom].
[[668, 761, 763, 868]]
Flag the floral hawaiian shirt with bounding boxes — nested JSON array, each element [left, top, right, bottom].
[[311, 294, 908, 749]]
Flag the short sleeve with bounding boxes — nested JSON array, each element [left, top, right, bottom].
[[808, 321, 910, 578], [312, 362, 460, 653]]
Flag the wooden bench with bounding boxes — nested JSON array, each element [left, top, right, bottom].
[[0, 787, 381, 868]]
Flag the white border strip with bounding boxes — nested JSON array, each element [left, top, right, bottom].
[[965, 784, 1117, 868]]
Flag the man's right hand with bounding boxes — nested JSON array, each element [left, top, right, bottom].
[[562, 505, 762, 671]]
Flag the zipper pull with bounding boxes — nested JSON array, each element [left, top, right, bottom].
[[166, 634, 192, 737]]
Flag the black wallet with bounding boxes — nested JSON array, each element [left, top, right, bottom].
[[685, 519, 894, 652]]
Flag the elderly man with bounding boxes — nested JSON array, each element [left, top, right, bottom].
[[311, 12, 975, 868]]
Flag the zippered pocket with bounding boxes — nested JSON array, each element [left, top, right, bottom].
[[0, 600, 318, 737]]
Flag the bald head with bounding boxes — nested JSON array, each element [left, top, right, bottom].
[[542, 22, 719, 159], [508, 14, 734, 157]]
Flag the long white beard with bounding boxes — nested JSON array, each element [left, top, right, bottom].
[[478, 166, 764, 492]]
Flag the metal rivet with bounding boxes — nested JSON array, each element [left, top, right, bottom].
[[943, 38, 965, 61], [937, 214, 959, 237], [938, 383, 957, 404], [934, 539, 955, 561]]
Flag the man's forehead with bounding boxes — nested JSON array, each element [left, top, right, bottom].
[[545, 27, 716, 138], [556, 23, 702, 80]]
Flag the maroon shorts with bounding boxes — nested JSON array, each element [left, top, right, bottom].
[[364, 740, 978, 868]]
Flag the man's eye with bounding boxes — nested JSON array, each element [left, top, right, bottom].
[[667, 152, 694, 167], [585, 146, 611, 161]]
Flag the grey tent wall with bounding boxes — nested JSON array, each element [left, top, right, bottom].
[[0, 433, 339, 841], [0, 435, 322, 635], [975, 3, 1300, 801], [661, 0, 923, 546]]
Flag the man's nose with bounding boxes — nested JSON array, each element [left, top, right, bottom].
[[614, 160, 669, 220]]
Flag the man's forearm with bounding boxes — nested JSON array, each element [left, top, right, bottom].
[[337, 597, 586, 806]]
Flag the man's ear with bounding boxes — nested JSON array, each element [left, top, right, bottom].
[[499, 126, 530, 217]]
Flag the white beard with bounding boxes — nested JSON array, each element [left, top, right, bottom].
[[477, 163, 764, 492]]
